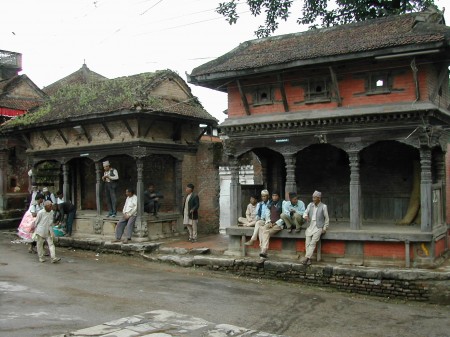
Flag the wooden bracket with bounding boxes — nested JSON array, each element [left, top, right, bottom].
[[101, 122, 114, 140], [329, 66, 342, 106], [39, 131, 51, 147], [277, 74, 289, 112], [56, 129, 68, 144], [122, 120, 135, 137], [237, 79, 250, 115]]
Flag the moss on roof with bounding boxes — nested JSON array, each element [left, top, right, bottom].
[[4, 69, 216, 128]]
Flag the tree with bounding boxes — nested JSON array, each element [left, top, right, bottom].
[[217, 0, 437, 38]]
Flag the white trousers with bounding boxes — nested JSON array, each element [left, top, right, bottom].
[[305, 230, 322, 259], [36, 234, 56, 260]]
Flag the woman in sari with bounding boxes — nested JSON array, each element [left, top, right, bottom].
[[17, 193, 44, 253]]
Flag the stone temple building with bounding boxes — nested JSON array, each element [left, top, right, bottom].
[[188, 8, 450, 267]]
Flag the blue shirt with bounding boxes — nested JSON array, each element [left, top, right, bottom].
[[282, 200, 306, 217]]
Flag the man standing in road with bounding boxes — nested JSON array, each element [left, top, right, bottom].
[[183, 183, 200, 242], [102, 160, 119, 217], [34, 200, 61, 263], [301, 191, 329, 266]]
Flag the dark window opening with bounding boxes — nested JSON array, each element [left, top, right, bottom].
[[253, 86, 274, 105], [304, 77, 331, 103], [367, 72, 391, 94]]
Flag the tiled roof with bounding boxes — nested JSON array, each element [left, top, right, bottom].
[[190, 10, 449, 78], [43, 63, 108, 96], [0, 75, 47, 111], [5, 70, 217, 128], [0, 98, 43, 111]]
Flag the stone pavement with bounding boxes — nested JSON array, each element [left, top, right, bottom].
[[52, 309, 286, 337]]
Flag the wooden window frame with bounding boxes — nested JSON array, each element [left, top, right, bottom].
[[252, 85, 274, 106], [366, 72, 392, 95], [304, 77, 332, 104]]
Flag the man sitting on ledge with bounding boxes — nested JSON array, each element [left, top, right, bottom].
[[301, 190, 329, 266], [258, 191, 284, 259], [280, 192, 305, 233], [238, 195, 258, 227]]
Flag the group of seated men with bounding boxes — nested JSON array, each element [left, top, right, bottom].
[[238, 189, 329, 265]]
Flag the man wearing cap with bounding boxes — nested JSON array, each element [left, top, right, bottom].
[[281, 192, 305, 233], [301, 191, 329, 266], [102, 160, 119, 217], [42, 187, 56, 204], [258, 191, 284, 259], [244, 189, 270, 246], [183, 183, 200, 242], [29, 184, 41, 207], [34, 200, 61, 263]]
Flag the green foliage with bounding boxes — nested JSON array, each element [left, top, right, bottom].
[[217, 0, 437, 37]]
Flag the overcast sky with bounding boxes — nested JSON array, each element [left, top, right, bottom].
[[2, 0, 448, 123]]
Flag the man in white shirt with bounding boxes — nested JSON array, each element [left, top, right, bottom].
[[301, 190, 329, 266], [238, 195, 258, 227], [34, 200, 61, 263], [113, 188, 137, 244]]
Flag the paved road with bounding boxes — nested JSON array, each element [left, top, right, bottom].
[[1, 230, 449, 337]]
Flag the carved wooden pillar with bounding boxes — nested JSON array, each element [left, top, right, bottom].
[[175, 158, 183, 213], [62, 163, 69, 202], [95, 161, 102, 216], [420, 146, 433, 232], [0, 150, 7, 212], [229, 158, 241, 226], [284, 153, 296, 200], [260, 157, 268, 189], [135, 158, 146, 237], [348, 150, 362, 230], [172, 157, 183, 232]]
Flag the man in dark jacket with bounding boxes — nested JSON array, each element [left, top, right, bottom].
[[53, 193, 76, 237], [182, 183, 199, 242]]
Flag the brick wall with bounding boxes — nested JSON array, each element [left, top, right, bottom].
[[364, 242, 411, 259], [435, 237, 446, 257], [226, 62, 423, 118], [182, 141, 221, 234]]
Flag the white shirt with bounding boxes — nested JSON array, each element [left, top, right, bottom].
[[122, 195, 137, 217], [34, 209, 55, 238]]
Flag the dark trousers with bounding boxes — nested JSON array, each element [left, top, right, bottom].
[[105, 182, 117, 215], [115, 216, 137, 240], [65, 210, 76, 235], [144, 200, 160, 214]]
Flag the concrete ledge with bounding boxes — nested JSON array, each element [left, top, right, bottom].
[[226, 226, 434, 242]]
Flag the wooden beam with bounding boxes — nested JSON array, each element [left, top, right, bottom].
[[101, 122, 114, 140], [39, 130, 51, 147], [122, 120, 135, 137], [56, 129, 68, 145], [236, 79, 250, 115], [144, 120, 155, 138], [21, 133, 33, 150], [430, 63, 448, 102], [81, 125, 92, 143], [410, 58, 420, 101], [329, 66, 342, 106], [277, 74, 289, 112], [196, 127, 207, 142], [172, 122, 182, 141]]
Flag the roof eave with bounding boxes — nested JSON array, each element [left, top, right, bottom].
[[1, 108, 217, 133], [188, 41, 448, 91]]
